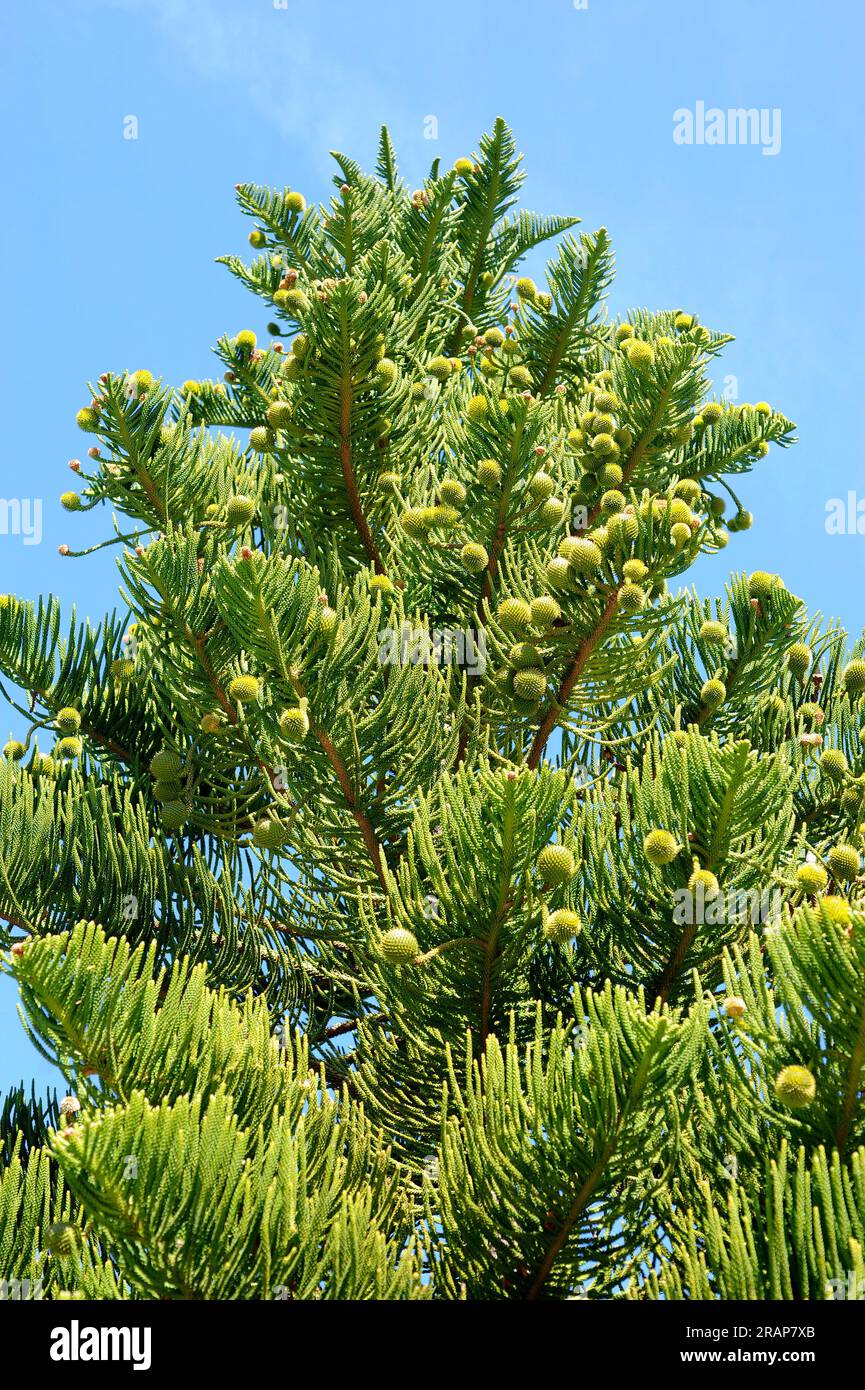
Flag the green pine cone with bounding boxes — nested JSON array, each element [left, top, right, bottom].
[[529, 595, 561, 628], [513, 667, 547, 702], [56, 707, 82, 735], [160, 800, 188, 832], [150, 749, 183, 780], [796, 862, 828, 893], [228, 675, 261, 704], [820, 748, 849, 780], [380, 927, 419, 964], [643, 829, 679, 866], [827, 844, 860, 882], [774, 1065, 816, 1109], [542, 908, 581, 944], [279, 707, 310, 742], [226, 495, 256, 526], [700, 678, 727, 710], [253, 819, 289, 851], [498, 598, 533, 633], [786, 642, 812, 682], [842, 660, 865, 697], [153, 780, 183, 804], [537, 844, 576, 887]]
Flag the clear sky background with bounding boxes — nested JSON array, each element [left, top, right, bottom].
[[1, 0, 863, 1095]]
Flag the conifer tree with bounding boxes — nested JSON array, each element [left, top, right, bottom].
[[2, 119, 863, 1302]]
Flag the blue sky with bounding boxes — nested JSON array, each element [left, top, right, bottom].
[[1, 0, 863, 1094]]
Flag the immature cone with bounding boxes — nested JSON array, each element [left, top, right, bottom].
[[528, 471, 555, 503], [537, 844, 576, 887], [460, 542, 489, 574], [820, 896, 852, 926], [228, 675, 260, 704], [774, 1065, 816, 1110], [498, 598, 532, 633], [226, 495, 256, 526], [530, 595, 561, 628], [267, 400, 294, 429], [626, 340, 654, 371], [667, 498, 693, 526], [509, 643, 541, 669], [622, 559, 648, 584], [249, 427, 275, 453], [820, 748, 848, 780], [253, 819, 289, 851], [618, 583, 645, 613], [786, 642, 812, 682], [699, 620, 727, 644], [827, 844, 861, 882], [542, 908, 582, 944], [160, 800, 187, 831], [440, 479, 467, 506], [566, 538, 603, 575], [149, 749, 181, 781], [153, 780, 182, 804], [540, 498, 565, 527], [380, 926, 419, 964], [318, 607, 339, 638], [545, 557, 573, 590], [842, 660, 865, 697], [375, 359, 398, 389], [279, 707, 309, 742], [282, 288, 309, 315], [56, 707, 81, 735], [476, 458, 501, 487], [796, 862, 828, 893], [427, 355, 454, 382], [56, 737, 82, 759], [688, 868, 721, 901], [748, 571, 778, 600], [591, 432, 618, 459], [700, 678, 727, 710], [643, 829, 679, 866], [513, 667, 547, 702], [608, 512, 639, 546], [3, 740, 25, 761]]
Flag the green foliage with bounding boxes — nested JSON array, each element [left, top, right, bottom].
[[0, 118, 862, 1300]]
